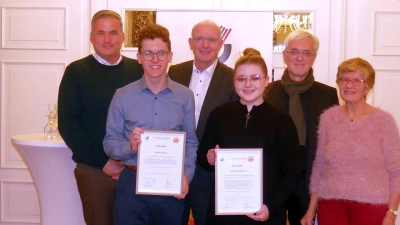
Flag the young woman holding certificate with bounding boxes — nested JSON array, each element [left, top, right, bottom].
[[197, 48, 302, 225]]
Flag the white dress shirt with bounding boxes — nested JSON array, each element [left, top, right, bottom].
[[189, 59, 218, 127], [92, 53, 122, 66]]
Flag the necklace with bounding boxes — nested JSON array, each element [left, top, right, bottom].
[[245, 112, 251, 128]]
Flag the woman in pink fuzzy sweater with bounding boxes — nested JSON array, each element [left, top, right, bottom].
[[301, 58, 400, 225]]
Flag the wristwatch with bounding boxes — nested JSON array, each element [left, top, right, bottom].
[[388, 208, 398, 216]]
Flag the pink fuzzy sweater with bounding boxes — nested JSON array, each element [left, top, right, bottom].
[[310, 105, 400, 204]]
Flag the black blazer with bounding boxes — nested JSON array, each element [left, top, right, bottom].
[[168, 60, 238, 143], [264, 79, 339, 191]]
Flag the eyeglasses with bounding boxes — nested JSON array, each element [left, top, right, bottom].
[[192, 37, 220, 45], [234, 74, 265, 86], [337, 77, 366, 87], [141, 50, 170, 61], [284, 49, 316, 58]]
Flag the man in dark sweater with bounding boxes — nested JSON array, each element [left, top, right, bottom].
[[58, 10, 143, 225], [264, 31, 338, 225]]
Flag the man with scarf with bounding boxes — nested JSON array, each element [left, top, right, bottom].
[[264, 31, 338, 225]]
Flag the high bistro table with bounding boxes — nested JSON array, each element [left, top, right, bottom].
[[11, 133, 85, 225]]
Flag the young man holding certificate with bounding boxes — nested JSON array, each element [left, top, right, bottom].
[[103, 24, 198, 225]]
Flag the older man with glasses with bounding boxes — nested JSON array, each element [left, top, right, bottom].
[[264, 30, 339, 225], [168, 20, 238, 225]]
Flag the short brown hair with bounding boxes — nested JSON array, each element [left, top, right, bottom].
[[336, 57, 375, 89], [91, 10, 123, 32], [137, 24, 171, 52]]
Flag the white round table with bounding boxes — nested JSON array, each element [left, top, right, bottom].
[[11, 133, 85, 225]]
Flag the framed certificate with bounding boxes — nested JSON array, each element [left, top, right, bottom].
[[136, 130, 186, 195], [215, 148, 263, 215]]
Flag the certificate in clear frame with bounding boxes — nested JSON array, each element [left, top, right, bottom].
[[136, 130, 186, 196], [215, 148, 263, 215]]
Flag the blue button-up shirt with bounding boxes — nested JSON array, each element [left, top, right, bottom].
[[103, 76, 198, 182]]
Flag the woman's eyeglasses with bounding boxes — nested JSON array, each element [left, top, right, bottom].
[[234, 74, 265, 86], [337, 77, 365, 87]]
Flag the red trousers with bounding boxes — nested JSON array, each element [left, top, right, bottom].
[[317, 199, 387, 225]]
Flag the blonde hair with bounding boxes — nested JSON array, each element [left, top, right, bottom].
[[336, 57, 375, 89]]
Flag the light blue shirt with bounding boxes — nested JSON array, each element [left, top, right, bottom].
[[103, 76, 198, 182]]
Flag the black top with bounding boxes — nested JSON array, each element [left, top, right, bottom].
[[58, 55, 143, 169], [197, 101, 302, 225], [264, 79, 338, 190]]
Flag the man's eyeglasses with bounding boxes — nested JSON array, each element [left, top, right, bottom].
[[192, 37, 220, 45], [234, 74, 265, 86], [141, 50, 170, 61], [337, 77, 366, 87], [284, 49, 316, 58]]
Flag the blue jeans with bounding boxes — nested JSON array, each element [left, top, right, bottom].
[[114, 167, 185, 225]]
